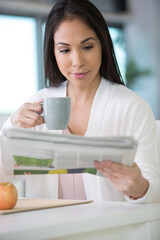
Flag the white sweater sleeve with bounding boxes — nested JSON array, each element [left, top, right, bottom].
[[0, 115, 13, 135], [123, 101, 160, 203]]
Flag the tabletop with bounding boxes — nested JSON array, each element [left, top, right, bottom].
[[0, 201, 160, 240]]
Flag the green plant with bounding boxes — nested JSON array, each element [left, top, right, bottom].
[[125, 58, 151, 88]]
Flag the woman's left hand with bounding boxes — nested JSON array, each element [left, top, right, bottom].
[[94, 161, 149, 200]]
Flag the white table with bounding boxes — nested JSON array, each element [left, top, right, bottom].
[[0, 201, 160, 240]]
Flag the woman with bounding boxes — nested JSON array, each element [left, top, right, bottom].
[[2, 0, 160, 202]]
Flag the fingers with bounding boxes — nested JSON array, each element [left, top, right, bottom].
[[94, 160, 137, 187], [24, 102, 43, 114], [94, 162, 118, 180], [20, 111, 44, 127], [94, 160, 147, 198], [11, 101, 44, 128], [11, 113, 44, 128], [94, 160, 124, 178], [94, 160, 137, 178], [36, 99, 43, 104]]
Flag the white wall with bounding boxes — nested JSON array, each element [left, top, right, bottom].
[[125, 0, 160, 119]]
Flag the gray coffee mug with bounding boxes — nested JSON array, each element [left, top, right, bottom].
[[43, 97, 71, 130]]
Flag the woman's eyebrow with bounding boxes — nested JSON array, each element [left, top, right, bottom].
[[56, 42, 70, 46], [80, 37, 96, 44], [56, 37, 96, 46]]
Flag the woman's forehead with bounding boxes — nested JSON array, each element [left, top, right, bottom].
[[54, 18, 97, 41]]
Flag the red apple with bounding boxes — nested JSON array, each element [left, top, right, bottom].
[[0, 182, 18, 210]]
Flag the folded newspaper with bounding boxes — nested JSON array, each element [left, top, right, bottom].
[[1, 128, 138, 176]]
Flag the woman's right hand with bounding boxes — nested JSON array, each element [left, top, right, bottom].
[[11, 99, 44, 128]]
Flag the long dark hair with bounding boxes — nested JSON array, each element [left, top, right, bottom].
[[44, 0, 124, 87]]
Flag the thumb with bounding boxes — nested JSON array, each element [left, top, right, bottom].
[[35, 99, 43, 104]]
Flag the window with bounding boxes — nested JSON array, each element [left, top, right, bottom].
[[0, 15, 38, 114], [109, 27, 126, 83]]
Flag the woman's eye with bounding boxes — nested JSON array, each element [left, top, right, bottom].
[[83, 45, 94, 50], [59, 49, 70, 53]]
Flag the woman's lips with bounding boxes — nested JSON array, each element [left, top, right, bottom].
[[71, 72, 88, 79]]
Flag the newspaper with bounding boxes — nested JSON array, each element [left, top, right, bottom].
[[1, 128, 138, 177]]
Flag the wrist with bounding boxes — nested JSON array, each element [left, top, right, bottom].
[[128, 178, 149, 200]]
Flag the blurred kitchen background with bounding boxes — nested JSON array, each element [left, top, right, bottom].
[[0, 0, 160, 128]]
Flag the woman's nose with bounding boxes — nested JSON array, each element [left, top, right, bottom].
[[72, 51, 85, 68]]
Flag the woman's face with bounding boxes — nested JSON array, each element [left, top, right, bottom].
[[54, 18, 102, 88]]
